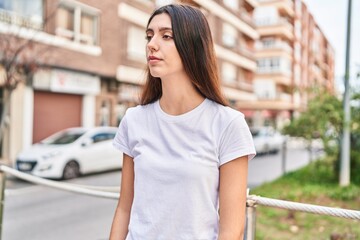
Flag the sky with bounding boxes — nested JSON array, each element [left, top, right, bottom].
[[302, 0, 360, 91]]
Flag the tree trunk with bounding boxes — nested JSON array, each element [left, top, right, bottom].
[[0, 89, 12, 158]]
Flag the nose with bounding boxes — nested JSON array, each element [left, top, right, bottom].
[[147, 36, 159, 52]]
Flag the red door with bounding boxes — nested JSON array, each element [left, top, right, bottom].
[[33, 91, 82, 143]]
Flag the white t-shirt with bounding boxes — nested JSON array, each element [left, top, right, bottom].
[[113, 98, 256, 240]]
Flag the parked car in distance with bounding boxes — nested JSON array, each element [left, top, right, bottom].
[[16, 127, 122, 180], [251, 127, 285, 155]]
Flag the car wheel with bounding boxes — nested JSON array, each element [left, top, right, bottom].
[[62, 161, 80, 180], [271, 149, 279, 154]]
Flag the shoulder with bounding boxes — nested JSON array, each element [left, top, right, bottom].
[[123, 103, 154, 119], [207, 100, 245, 123]]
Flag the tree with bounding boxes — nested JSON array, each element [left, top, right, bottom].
[[0, 35, 37, 144], [0, 8, 56, 162], [283, 91, 343, 157], [282, 90, 360, 185]]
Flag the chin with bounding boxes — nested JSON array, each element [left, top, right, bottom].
[[149, 70, 162, 78]]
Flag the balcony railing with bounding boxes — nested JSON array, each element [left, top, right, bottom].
[[279, 93, 292, 101], [258, 0, 293, 5], [257, 66, 292, 76], [238, 81, 254, 92], [257, 41, 293, 52], [255, 17, 293, 31], [240, 9, 254, 26], [0, 8, 43, 30], [239, 45, 255, 59]]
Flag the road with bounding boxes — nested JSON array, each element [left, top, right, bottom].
[[3, 141, 320, 240], [248, 141, 321, 188]]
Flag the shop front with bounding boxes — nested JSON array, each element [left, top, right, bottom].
[[31, 68, 100, 143]]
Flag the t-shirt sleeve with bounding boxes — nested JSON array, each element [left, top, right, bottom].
[[219, 115, 256, 166], [113, 114, 133, 157]]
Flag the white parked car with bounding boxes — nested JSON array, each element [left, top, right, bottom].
[[16, 127, 123, 179], [251, 127, 285, 155]]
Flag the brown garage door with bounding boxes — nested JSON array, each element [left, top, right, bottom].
[[33, 91, 82, 143]]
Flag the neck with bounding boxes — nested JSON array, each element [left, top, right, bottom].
[[159, 74, 205, 115]]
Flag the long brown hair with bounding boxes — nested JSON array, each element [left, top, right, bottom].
[[140, 4, 228, 106]]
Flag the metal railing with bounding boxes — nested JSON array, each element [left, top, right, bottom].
[[0, 9, 43, 30], [0, 164, 359, 240]]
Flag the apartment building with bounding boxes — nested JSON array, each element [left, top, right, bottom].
[[242, 0, 334, 128], [299, 2, 335, 100]]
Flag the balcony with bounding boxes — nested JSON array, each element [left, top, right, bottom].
[[279, 92, 292, 102], [222, 86, 257, 101], [240, 9, 255, 27], [236, 98, 295, 110], [311, 64, 324, 82], [192, 0, 259, 39], [258, 0, 294, 17], [257, 41, 292, 52], [256, 68, 292, 86], [245, 0, 259, 8], [238, 81, 254, 92], [239, 45, 256, 61], [256, 17, 294, 40], [215, 44, 257, 72], [257, 66, 291, 75], [0, 8, 43, 30], [256, 41, 293, 58]]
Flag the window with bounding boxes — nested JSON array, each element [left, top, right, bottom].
[[127, 26, 147, 61], [295, 20, 301, 38], [92, 133, 115, 144], [270, 58, 280, 68], [254, 79, 276, 100], [262, 38, 275, 48], [221, 62, 237, 84], [56, 1, 99, 45], [156, 0, 175, 7], [224, 0, 239, 9], [0, 0, 43, 29], [254, 6, 278, 26], [294, 42, 301, 60], [222, 23, 237, 48], [257, 57, 285, 73]]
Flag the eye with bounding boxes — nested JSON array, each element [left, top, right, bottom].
[[145, 35, 153, 42], [163, 34, 173, 40]]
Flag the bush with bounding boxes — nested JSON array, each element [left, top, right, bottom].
[[333, 134, 360, 186], [350, 150, 360, 185]]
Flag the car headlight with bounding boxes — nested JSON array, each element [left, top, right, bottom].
[[42, 151, 62, 160]]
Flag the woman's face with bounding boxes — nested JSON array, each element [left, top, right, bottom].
[[146, 13, 184, 79]]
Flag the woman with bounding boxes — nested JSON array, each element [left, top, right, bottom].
[[110, 4, 256, 240]]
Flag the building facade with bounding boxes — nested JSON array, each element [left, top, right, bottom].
[[0, 0, 334, 163], [0, 0, 126, 162], [243, 0, 334, 128]]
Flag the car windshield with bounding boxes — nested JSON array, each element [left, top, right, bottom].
[[41, 131, 85, 145]]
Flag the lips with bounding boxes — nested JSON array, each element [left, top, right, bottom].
[[148, 55, 161, 61]]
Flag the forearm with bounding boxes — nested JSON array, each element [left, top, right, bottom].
[[218, 229, 244, 240], [218, 215, 245, 240], [110, 154, 134, 240], [109, 206, 131, 240]]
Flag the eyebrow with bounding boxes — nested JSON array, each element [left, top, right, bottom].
[[146, 27, 173, 34]]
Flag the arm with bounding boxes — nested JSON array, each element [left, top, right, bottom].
[[218, 156, 249, 240], [109, 153, 134, 240]]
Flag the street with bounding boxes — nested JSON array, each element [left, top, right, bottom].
[[3, 141, 319, 240]]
